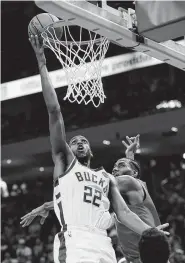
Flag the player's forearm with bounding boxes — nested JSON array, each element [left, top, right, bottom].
[[39, 65, 60, 113], [117, 208, 150, 235], [39, 65, 68, 152], [44, 201, 54, 211], [111, 186, 150, 235]]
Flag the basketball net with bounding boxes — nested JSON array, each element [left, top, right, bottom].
[[41, 24, 109, 107]]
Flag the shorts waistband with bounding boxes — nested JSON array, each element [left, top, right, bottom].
[[66, 225, 107, 236]]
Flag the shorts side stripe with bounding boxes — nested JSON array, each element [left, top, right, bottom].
[[58, 231, 66, 263]]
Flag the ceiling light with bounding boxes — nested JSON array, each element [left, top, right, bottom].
[[103, 140, 110, 145], [171, 127, 178, 132], [183, 153, 185, 159], [39, 167, 44, 172], [6, 159, 12, 164]]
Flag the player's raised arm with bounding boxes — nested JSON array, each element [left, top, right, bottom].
[[29, 35, 74, 163]]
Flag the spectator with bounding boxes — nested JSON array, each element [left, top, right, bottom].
[[33, 238, 43, 260], [16, 238, 32, 262], [39, 257, 48, 263], [2, 252, 18, 263], [170, 249, 185, 263], [1, 234, 9, 257], [28, 222, 41, 241], [45, 235, 54, 253], [20, 183, 28, 195], [1, 178, 9, 198]]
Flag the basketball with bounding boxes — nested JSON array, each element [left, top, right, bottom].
[[28, 13, 63, 44]]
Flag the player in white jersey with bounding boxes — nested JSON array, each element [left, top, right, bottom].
[[52, 146, 115, 263], [55, 158, 111, 229], [23, 34, 116, 263]]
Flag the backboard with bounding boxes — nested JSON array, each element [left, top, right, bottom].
[[35, 0, 185, 71]]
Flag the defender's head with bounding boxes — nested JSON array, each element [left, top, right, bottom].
[[139, 228, 170, 263], [112, 158, 140, 178], [69, 135, 93, 160]]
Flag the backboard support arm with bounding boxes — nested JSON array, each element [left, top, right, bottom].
[[35, 0, 185, 71]]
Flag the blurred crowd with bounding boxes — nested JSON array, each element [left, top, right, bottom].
[[2, 64, 185, 145], [1, 159, 185, 263], [1, 177, 58, 263]]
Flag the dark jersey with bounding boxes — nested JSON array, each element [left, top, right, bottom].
[[115, 180, 160, 262]]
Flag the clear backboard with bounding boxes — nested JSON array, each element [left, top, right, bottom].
[[35, 0, 185, 71]]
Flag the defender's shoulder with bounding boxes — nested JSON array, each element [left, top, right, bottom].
[[116, 175, 142, 192], [138, 179, 148, 191]]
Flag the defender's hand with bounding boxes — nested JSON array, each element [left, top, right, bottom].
[[108, 173, 118, 188], [156, 223, 170, 236], [29, 35, 46, 66], [122, 134, 140, 160], [20, 204, 49, 227]]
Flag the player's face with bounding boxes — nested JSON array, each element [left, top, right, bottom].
[[69, 136, 92, 159], [112, 159, 133, 177]]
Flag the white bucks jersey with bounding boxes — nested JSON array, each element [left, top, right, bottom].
[[54, 158, 112, 231]]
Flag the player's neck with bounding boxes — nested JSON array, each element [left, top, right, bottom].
[[78, 157, 91, 168]]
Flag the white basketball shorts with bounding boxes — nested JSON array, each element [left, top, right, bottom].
[[53, 226, 117, 263]]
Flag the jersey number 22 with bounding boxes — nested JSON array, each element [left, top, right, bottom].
[[83, 186, 102, 207]]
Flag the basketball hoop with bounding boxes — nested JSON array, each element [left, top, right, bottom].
[[41, 20, 109, 107]]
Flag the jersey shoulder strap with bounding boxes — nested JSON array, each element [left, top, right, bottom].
[[56, 157, 78, 182]]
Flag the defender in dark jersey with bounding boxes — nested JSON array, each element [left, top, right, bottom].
[[111, 137, 163, 263]]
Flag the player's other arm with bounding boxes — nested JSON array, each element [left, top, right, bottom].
[[109, 175, 169, 236], [109, 176, 150, 235], [29, 35, 74, 164], [20, 201, 54, 227]]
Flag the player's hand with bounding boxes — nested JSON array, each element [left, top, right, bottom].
[[156, 223, 170, 236], [29, 35, 46, 66], [108, 173, 118, 188], [20, 204, 49, 227], [122, 134, 140, 160]]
